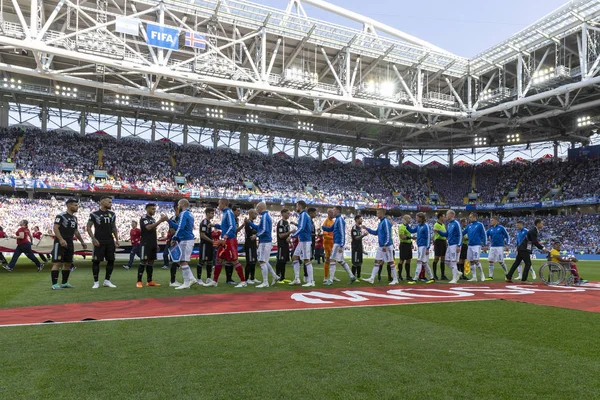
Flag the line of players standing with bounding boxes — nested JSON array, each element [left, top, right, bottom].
[[4, 195, 551, 289]]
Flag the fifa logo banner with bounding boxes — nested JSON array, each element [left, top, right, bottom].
[[145, 23, 180, 50]]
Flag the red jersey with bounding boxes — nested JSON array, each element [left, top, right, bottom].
[[33, 231, 42, 241], [315, 235, 324, 249], [16, 227, 31, 245], [130, 228, 141, 246], [0, 230, 8, 239], [166, 231, 173, 243]]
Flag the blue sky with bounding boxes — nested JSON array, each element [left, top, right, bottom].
[[255, 0, 569, 57]]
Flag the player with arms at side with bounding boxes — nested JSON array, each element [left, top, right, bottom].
[[351, 215, 368, 282], [136, 203, 168, 288], [462, 212, 487, 282], [50, 199, 87, 289], [485, 216, 510, 280], [288, 201, 315, 287], [87, 196, 119, 289], [321, 206, 356, 285], [170, 199, 198, 289], [434, 210, 462, 284]]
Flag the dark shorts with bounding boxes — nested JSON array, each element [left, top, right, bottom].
[[245, 245, 257, 263], [199, 242, 214, 262], [399, 242, 413, 260], [351, 247, 363, 264], [434, 239, 448, 257], [460, 244, 468, 260], [141, 243, 158, 262], [277, 243, 290, 263], [52, 241, 74, 263], [93, 241, 115, 262]]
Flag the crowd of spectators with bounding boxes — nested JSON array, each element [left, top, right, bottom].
[[428, 165, 473, 205], [0, 128, 599, 207]]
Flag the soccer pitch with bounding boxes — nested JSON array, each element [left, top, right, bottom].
[[1, 258, 599, 400]]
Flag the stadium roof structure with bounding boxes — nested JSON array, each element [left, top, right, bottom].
[[0, 0, 599, 155]]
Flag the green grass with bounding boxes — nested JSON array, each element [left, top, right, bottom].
[[0, 257, 599, 399], [1, 257, 598, 308]]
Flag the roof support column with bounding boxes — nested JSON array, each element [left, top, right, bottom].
[[294, 139, 299, 159], [498, 146, 504, 166], [40, 103, 47, 132], [0, 102, 8, 128]]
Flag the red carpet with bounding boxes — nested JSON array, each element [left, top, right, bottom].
[[1, 282, 599, 327]]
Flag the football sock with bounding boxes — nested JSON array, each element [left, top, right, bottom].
[[293, 260, 300, 280], [306, 263, 314, 283], [92, 262, 100, 282], [170, 263, 178, 283], [51, 270, 59, 285], [213, 264, 223, 282], [146, 264, 153, 282], [137, 264, 145, 282], [105, 260, 114, 281], [225, 264, 234, 281], [235, 263, 245, 282], [61, 269, 70, 284]]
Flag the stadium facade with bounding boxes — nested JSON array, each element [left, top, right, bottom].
[[0, 0, 599, 211]]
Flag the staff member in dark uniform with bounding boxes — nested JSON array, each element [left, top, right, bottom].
[[276, 209, 292, 283], [351, 215, 367, 281], [87, 196, 119, 289], [244, 208, 259, 284], [458, 218, 469, 280], [398, 214, 414, 281], [433, 212, 448, 281], [506, 218, 548, 283]]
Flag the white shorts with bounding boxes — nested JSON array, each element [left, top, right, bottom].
[[467, 245, 481, 262], [445, 245, 458, 263], [330, 244, 344, 262], [375, 246, 394, 263], [257, 242, 272, 263], [488, 247, 505, 263], [417, 246, 429, 263], [179, 240, 194, 262], [293, 241, 312, 260]]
